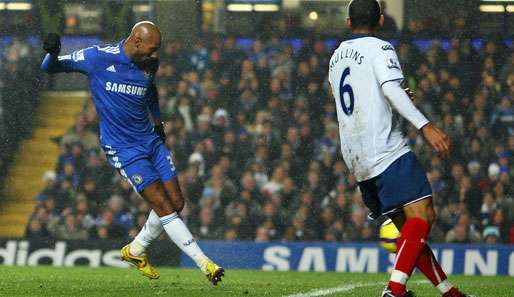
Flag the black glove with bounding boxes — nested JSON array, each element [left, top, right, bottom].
[[155, 122, 166, 141], [43, 33, 61, 55]]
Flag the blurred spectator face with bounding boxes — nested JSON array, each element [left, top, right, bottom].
[[298, 62, 310, 76], [262, 202, 275, 218], [199, 207, 213, 226], [325, 231, 338, 241], [225, 37, 236, 49], [255, 227, 270, 242], [483, 192, 495, 208], [71, 143, 82, 157], [351, 191, 363, 207], [283, 226, 295, 241], [224, 228, 238, 241], [458, 213, 471, 226], [321, 207, 335, 224], [467, 161, 481, 177], [454, 224, 468, 242], [108, 195, 124, 214], [241, 59, 254, 73], [241, 173, 256, 191], [451, 164, 464, 181], [361, 224, 374, 240], [301, 191, 313, 206], [35, 207, 49, 221], [282, 177, 295, 193], [43, 198, 55, 212], [100, 210, 114, 225], [493, 182, 505, 198], [84, 179, 96, 193], [485, 234, 498, 244], [335, 193, 347, 208], [65, 214, 78, 230], [492, 209, 504, 225], [210, 49, 221, 63], [307, 171, 319, 186], [29, 219, 43, 234], [97, 226, 109, 239], [63, 163, 75, 176], [223, 131, 236, 144], [76, 200, 89, 213], [351, 208, 366, 227]]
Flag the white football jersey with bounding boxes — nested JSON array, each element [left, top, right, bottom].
[[328, 35, 414, 182]]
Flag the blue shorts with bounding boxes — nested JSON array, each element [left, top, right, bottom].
[[358, 152, 432, 219], [102, 137, 177, 193]]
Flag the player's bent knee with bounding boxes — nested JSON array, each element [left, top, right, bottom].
[[150, 195, 174, 216], [170, 196, 185, 213]]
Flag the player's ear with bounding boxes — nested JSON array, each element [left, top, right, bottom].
[[378, 15, 385, 27], [134, 37, 142, 48], [346, 17, 352, 29]]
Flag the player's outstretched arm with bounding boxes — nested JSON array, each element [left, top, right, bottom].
[[41, 33, 96, 74]]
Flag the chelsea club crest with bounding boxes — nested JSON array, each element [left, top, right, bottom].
[[132, 174, 143, 185]]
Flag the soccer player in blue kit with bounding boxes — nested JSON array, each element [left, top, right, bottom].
[[41, 22, 224, 285]]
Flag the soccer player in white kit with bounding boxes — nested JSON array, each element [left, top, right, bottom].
[[328, 1, 473, 297]]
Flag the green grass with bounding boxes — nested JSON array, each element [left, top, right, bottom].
[[0, 266, 512, 297]]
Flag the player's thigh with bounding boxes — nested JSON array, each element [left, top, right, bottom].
[[151, 139, 178, 184], [358, 177, 383, 220], [402, 197, 436, 224], [377, 152, 433, 218], [150, 140, 184, 210]]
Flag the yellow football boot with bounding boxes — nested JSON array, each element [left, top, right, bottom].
[[201, 258, 224, 285], [120, 244, 160, 279]]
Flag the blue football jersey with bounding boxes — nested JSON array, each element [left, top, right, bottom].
[[41, 40, 160, 148]]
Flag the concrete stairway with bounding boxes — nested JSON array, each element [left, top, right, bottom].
[[0, 91, 87, 237]]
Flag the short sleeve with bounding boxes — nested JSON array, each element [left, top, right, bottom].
[[372, 44, 404, 87], [57, 46, 97, 74]]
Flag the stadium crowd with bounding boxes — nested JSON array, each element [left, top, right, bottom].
[[0, 38, 41, 182], [25, 33, 514, 245]]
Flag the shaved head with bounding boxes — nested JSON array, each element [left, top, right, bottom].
[[129, 21, 161, 42], [124, 21, 162, 65]]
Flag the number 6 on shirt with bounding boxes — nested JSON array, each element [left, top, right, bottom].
[[339, 67, 354, 116]]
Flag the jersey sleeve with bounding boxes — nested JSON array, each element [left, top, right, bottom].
[[372, 44, 404, 86], [41, 46, 97, 75]]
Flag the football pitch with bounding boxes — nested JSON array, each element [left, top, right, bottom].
[[0, 266, 512, 297]]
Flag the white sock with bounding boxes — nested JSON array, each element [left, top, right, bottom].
[[130, 210, 164, 256], [390, 269, 409, 285], [436, 280, 453, 294], [160, 212, 208, 268]]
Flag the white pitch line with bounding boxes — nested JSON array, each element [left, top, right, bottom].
[[283, 280, 429, 297]]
